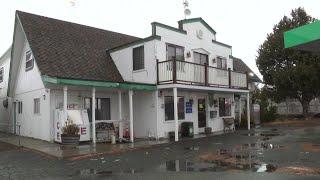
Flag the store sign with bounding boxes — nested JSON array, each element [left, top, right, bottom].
[[186, 102, 192, 113], [81, 127, 87, 135]]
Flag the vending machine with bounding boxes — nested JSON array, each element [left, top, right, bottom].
[[54, 109, 91, 143]]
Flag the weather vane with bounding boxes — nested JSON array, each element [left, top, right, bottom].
[[183, 0, 191, 19]]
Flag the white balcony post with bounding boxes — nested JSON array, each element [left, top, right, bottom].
[[92, 88, 96, 144], [247, 92, 251, 130], [118, 90, 123, 140], [63, 86, 68, 122], [173, 87, 178, 142], [129, 90, 134, 142]]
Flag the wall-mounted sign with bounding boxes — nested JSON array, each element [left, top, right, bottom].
[[186, 102, 192, 113]]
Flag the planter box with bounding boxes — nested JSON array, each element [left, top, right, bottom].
[[61, 134, 80, 146]]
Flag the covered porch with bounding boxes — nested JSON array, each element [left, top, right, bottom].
[[42, 76, 156, 144], [157, 84, 251, 142]]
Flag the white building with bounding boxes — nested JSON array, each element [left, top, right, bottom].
[[0, 11, 260, 143], [0, 47, 11, 132]]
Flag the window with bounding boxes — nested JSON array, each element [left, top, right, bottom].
[[0, 67, 3, 83], [167, 44, 184, 61], [34, 98, 40, 114], [84, 98, 111, 122], [217, 57, 227, 69], [25, 51, 34, 71], [164, 96, 185, 121], [18, 101, 23, 114], [219, 97, 231, 117], [133, 46, 144, 71], [194, 52, 208, 65]]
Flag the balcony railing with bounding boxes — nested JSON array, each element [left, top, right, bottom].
[[157, 59, 248, 89]]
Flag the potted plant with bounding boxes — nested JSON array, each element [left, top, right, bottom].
[[61, 120, 80, 146]]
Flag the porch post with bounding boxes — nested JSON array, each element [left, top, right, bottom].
[[129, 90, 134, 142], [247, 92, 250, 130], [92, 88, 96, 144], [173, 87, 178, 141], [118, 90, 123, 140], [63, 86, 68, 122], [239, 96, 242, 124]]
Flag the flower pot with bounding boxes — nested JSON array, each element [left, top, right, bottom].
[[61, 134, 80, 146]]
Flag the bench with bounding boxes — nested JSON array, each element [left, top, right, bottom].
[[223, 118, 235, 132]]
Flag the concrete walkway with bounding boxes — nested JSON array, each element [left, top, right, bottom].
[[0, 131, 224, 159]]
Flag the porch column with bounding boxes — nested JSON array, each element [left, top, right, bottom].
[[247, 92, 251, 130], [63, 86, 68, 122], [118, 90, 123, 140], [92, 88, 96, 144], [173, 87, 178, 142], [129, 90, 134, 142], [239, 97, 242, 124]]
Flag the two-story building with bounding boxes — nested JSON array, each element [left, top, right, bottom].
[[1, 11, 260, 143]]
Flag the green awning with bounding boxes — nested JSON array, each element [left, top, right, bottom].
[[42, 76, 156, 91], [284, 21, 320, 52]]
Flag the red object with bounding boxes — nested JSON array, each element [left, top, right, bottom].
[[81, 127, 87, 135]]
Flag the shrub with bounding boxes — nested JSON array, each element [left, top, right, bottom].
[[261, 106, 278, 122], [62, 121, 79, 136]]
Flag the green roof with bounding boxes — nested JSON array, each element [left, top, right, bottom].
[[284, 21, 320, 52]]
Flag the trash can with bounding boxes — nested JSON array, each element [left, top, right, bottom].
[[181, 122, 194, 138]]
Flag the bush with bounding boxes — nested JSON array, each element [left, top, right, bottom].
[[261, 106, 278, 122], [62, 121, 79, 136]]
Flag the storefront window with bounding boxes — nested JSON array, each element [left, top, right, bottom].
[[165, 96, 185, 121], [219, 97, 231, 117], [84, 98, 111, 122]]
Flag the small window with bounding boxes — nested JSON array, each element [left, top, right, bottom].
[[164, 96, 185, 121], [217, 57, 227, 69], [18, 101, 23, 114], [219, 97, 231, 117], [0, 67, 3, 83], [194, 52, 208, 65], [34, 98, 40, 114], [25, 51, 34, 71], [133, 46, 144, 71], [167, 44, 184, 61]]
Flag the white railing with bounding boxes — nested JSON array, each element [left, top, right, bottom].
[[208, 67, 229, 87], [176, 61, 205, 84], [158, 60, 173, 83], [231, 71, 247, 88]]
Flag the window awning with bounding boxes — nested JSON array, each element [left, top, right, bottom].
[[284, 21, 320, 52]]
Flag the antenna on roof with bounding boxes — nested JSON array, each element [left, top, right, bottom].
[[183, 0, 191, 19]]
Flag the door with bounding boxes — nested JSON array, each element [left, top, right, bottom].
[[198, 98, 206, 130], [193, 52, 208, 83]]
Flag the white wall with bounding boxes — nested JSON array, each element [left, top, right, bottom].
[[156, 90, 235, 138], [13, 39, 51, 141], [0, 48, 11, 132], [111, 40, 157, 84]]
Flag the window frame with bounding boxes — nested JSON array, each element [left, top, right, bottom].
[[193, 52, 208, 65], [219, 97, 232, 117], [25, 50, 34, 71], [132, 45, 145, 71], [0, 67, 3, 83], [166, 44, 185, 61], [164, 96, 185, 121], [84, 97, 111, 122], [34, 98, 40, 114], [216, 56, 227, 70]]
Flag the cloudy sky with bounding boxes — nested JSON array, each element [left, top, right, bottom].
[[0, 0, 319, 78]]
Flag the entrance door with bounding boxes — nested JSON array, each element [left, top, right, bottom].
[[198, 99, 206, 130]]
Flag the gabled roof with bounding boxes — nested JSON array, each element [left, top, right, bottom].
[[178, 17, 216, 35], [16, 11, 141, 82], [0, 47, 11, 61], [231, 56, 262, 83]]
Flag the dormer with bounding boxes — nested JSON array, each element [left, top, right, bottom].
[[178, 17, 217, 41]]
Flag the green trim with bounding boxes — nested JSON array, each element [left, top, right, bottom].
[[284, 21, 320, 49], [178, 17, 216, 35], [151, 22, 187, 35], [42, 76, 156, 91], [212, 40, 232, 48], [107, 35, 161, 53]]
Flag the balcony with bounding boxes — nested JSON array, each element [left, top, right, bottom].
[[157, 60, 248, 89]]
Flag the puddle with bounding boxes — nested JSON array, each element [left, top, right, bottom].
[[185, 146, 200, 151], [76, 168, 143, 177]]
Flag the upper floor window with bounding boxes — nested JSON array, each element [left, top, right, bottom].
[[217, 57, 227, 69], [0, 67, 3, 83], [167, 44, 184, 61], [25, 51, 34, 71], [194, 52, 208, 65], [133, 46, 144, 71]]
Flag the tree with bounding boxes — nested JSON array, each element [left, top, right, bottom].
[[256, 7, 320, 116]]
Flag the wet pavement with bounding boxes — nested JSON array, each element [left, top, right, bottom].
[[1, 122, 320, 179]]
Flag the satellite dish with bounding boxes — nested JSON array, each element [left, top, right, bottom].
[[184, 9, 191, 16]]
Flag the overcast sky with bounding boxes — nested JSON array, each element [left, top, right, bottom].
[[1, 0, 319, 78]]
